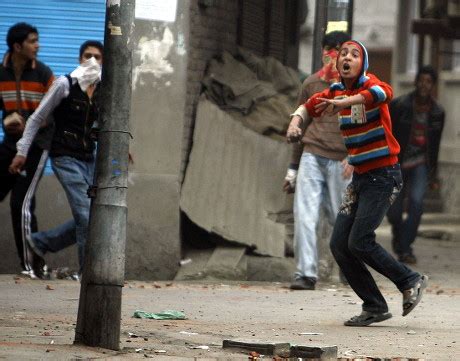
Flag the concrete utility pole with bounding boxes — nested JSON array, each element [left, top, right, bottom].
[[75, 0, 135, 351], [312, 0, 354, 73]]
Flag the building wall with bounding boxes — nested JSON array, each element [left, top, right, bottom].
[[180, 0, 239, 181], [392, 1, 460, 214]]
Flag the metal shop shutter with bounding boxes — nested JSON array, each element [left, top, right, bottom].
[[0, 0, 105, 76], [237, 0, 300, 68]]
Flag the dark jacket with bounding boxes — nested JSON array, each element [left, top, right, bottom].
[[50, 76, 99, 161], [389, 91, 445, 181]]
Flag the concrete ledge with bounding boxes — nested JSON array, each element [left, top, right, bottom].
[[205, 246, 247, 280]]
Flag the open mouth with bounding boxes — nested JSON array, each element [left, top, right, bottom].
[[343, 63, 350, 71]]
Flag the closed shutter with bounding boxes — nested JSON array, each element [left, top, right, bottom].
[[237, 0, 300, 68], [0, 0, 105, 75], [238, 0, 267, 58]]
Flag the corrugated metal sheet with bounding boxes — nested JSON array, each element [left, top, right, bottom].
[[180, 99, 291, 257], [0, 0, 105, 166]]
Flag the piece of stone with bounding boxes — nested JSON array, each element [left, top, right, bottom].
[[222, 339, 290, 357], [290, 344, 338, 359]]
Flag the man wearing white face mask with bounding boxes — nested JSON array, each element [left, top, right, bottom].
[[9, 40, 104, 277]]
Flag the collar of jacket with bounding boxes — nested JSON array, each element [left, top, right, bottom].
[[2, 52, 36, 69]]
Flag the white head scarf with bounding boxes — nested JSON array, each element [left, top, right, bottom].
[[70, 57, 102, 91]]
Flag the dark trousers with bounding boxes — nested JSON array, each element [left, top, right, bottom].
[[330, 164, 420, 313], [0, 142, 48, 271], [387, 163, 428, 255]]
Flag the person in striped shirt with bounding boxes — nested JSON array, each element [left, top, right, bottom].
[[288, 40, 427, 326], [0, 22, 54, 279]]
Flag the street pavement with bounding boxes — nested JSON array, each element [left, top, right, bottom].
[[0, 214, 459, 360]]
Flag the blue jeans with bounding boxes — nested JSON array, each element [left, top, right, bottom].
[[330, 164, 420, 313], [32, 156, 95, 273], [387, 163, 428, 255], [293, 153, 350, 280]]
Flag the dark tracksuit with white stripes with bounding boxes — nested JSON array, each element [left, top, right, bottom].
[[0, 53, 54, 272]]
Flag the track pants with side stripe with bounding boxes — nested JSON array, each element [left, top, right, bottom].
[[0, 142, 48, 272]]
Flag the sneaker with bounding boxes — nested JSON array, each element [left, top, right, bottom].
[[402, 275, 428, 316], [398, 253, 417, 264], [344, 311, 392, 327], [290, 277, 316, 290], [24, 242, 50, 280], [20, 269, 38, 279]]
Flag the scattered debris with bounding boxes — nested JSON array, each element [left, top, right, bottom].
[[133, 310, 186, 320], [53, 267, 79, 281], [135, 348, 143, 353], [154, 350, 167, 354], [436, 289, 444, 295], [190, 345, 209, 350], [407, 330, 417, 335], [153, 282, 162, 288], [46, 285, 54, 291], [128, 332, 139, 338], [180, 331, 198, 335], [417, 229, 452, 240], [298, 332, 323, 336]]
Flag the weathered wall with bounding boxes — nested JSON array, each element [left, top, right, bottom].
[[126, 1, 190, 279], [180, 0, 239, 180]]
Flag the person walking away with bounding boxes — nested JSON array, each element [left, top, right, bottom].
[[386, 65, 445, 264], [284, 31, 353, 290], [287, 40, 428, 326], [9, 41, 103, 277], [0, 22, 54, 278]]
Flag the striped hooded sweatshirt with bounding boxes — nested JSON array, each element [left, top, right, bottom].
[[303, 40, 400, 174]]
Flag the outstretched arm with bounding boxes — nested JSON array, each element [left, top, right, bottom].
[[9, 76, 69, 174], [316, 94, 366, 115]]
